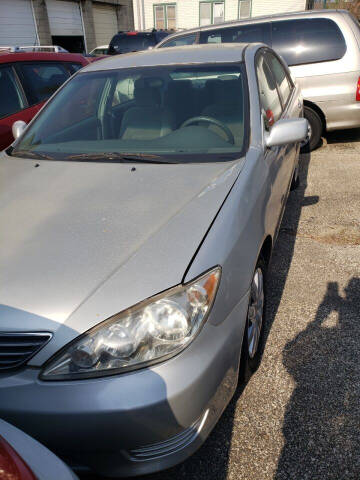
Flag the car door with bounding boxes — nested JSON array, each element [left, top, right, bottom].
[[264, 50, 300, 212], [256, 49, 287, 238]]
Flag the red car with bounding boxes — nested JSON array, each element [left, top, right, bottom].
[[0, 51, 90, 150]]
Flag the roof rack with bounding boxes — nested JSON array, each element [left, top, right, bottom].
[[0, 45, 68, 53]]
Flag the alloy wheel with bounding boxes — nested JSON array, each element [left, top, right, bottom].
[[247, 268, 264, 359], [300, 122, 312, 148]]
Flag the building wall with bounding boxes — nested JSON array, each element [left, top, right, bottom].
[[32, 0, 52, 45], [81, 0, 97, 51], [133, 0, 308, 31], [0, 0, 134, 52], [81, 0, 134, 50]]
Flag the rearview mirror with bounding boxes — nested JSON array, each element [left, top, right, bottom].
[[12, 120, 27, 140], [265, 118, 308, 148]]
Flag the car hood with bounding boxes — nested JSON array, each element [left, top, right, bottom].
[[0, 154, 244, 364]]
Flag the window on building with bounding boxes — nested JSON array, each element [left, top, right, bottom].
[[166, 4, 176, 29], [154, 4, 176, 30], [199, 2, 224, 26], [238, 0, 251, 19]]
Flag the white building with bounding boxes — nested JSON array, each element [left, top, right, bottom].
[[133, 0, 310, 31]]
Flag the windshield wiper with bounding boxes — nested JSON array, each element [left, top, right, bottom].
[[64, 152, 177, 164], [11, 150, 55, 161]]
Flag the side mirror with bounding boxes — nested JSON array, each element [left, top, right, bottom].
[[12, 120, 27, 140], [265, 118, 308, 148]]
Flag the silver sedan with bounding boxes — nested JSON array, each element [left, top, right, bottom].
[[0, 43, 307, 477]]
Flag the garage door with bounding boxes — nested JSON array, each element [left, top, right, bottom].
[[93, 3, 118, 47], [46, 0, 83, 36], [0, 0, 38, 46]]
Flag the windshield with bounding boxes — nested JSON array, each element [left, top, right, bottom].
[[12, 63, 248, 163]]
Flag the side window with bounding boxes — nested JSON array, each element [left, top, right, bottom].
[[256, 54, 282, 130], [200, 30, 222, 44], [271, 18, 347, 67], [161, 33, 197, 48], [17, 62, 70, 105], [265, 52, 292, 107], [199, 1, 224, 26], [199, 23, 270, 45], [154, 4, 176, 30], [0, 66, 25, 119]]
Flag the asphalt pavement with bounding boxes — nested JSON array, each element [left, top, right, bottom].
[[91, 130, 360, 480]]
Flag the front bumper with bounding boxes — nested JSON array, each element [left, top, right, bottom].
[[0, 295, 248, 477]]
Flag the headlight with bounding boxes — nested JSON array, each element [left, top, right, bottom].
[[41, 267, 221, 380]]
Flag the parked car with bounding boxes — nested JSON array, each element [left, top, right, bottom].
[[0, 43, 307, 477], [89, 45, 109, 56], [0, 418, 78, 479], [0, 51, 90, 150], [108, 29, 171, 55], [157, 9, 360, 151]]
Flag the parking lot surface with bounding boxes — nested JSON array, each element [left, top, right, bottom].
[[90, 131, 360, 480]]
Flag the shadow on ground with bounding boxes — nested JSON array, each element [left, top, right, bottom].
[[325, 128, 360, 145], [275, 277, 360, 480]]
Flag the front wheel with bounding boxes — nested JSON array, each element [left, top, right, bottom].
[[239, 256, 267, 383], [300, 106, 323, 153]]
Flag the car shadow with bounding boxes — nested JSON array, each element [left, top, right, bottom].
[[262, 151, 314, 352], [275, 277, 360, 479], [325, 128, 360, 145]]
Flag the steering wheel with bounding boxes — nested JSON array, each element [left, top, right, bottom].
[[180, 116, 235, 145]]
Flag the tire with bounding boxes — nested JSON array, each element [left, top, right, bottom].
[[239, 256, 267, 383], [300, 106, 323, 153]]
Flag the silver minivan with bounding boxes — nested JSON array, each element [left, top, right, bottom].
[[157, 9, 360, 150]]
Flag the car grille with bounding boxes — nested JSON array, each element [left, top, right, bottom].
[[0, 332, 52, 370]]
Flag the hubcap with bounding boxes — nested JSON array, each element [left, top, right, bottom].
[[300, 122, 312, 148], [247, 268, 264, 359]]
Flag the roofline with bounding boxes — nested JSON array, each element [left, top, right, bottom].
[[81, 43, 253, 72], [157, 8, 349, 42]]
